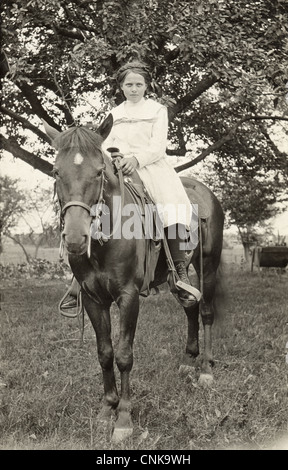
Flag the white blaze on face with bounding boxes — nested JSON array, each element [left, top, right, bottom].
[[74, 152, 84, 165]]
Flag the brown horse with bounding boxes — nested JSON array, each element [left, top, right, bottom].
[[43, 117, 224, 443]]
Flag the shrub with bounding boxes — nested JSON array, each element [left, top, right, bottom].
[[0, 259, 71, 280]]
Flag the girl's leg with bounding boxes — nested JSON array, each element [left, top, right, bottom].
[[165, 224, 201, 304]]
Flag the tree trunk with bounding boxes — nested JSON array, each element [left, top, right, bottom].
[[242, 241, 254, 264], [34, 234, 46, 258], [237, 226, 256, 266], [4, 234, 32, 263]]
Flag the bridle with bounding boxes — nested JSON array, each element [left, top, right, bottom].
[[58, 168, 106, 259], [56, 145, 127, 260]]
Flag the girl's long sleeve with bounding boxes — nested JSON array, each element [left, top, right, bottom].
[[134, 106, 168, 169]]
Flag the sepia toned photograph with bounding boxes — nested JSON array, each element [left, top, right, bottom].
[[1, 0, 287, 454]]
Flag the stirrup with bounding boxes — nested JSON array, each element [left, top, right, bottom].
[[176, 280, 202, 303], [167, 270, 201, 308], [58, 290, 82, 318]]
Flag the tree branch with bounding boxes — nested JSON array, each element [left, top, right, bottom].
[[52, 24, 85, 41], [14, 74, 74, 127], [175, 114, 288, 173], [52, 61, 75, 126], [164, 75, 219, 155], [17, 69, 76, 116], [0, 134, 54, 177], [166, 118, 190, 156], [0, 106, 50, 143], [257, 121, 287, 160], [15, 81, 62, 130], [166, 147, 186, 156], [169, 75, 219, 121]]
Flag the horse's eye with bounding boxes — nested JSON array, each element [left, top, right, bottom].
[[53, 168, 60, 178], [96, 167, 104, 178]]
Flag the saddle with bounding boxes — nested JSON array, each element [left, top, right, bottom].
[[106, 149, 161, 294], [122, 170, 162, 295], [110, 150, 202, 303]]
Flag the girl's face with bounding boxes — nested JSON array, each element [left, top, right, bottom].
[[121, 72, 147, 103]]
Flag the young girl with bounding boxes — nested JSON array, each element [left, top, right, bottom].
[[61, 61, 200, 312], [104, 60, 200, 303]]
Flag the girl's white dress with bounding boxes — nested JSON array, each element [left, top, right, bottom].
[[104, 97, 192, 229]]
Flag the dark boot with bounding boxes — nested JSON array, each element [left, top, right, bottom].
[[175, 261, 201, 304], [165, 224, 201, 306]]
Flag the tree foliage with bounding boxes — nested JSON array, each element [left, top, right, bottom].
[[0, 175, 59, 259], [1, 0, 288, 227], [0, 175, 26, 237]]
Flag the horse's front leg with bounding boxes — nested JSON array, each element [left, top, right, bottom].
[[82, 293, 119, 419], [198, 301, 214, 385], [112, 290, 140, 443]]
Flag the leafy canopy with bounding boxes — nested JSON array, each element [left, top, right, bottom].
[[1, 0, 288, 230]]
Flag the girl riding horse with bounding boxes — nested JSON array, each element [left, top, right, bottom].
[[61, 60, 201, 311]]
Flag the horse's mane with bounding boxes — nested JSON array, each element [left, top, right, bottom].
[[53, 126, 104, 154]]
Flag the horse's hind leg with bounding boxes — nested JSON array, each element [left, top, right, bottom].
[[184, 303, 200, 358], [179, 303, 200, 377], [198, 265, 217, 386]]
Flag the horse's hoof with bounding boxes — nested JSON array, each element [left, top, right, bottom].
[[198, 373, 213, 387], [111, 426, 133, 444], [97, 405, 114, 424], [179, 364, 196, 377]]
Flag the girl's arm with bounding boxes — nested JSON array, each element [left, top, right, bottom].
[[134, 106, 168, 168]]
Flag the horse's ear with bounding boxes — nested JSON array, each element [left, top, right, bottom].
[[97, 113, 113, 141], [42, 119, 61, 144]]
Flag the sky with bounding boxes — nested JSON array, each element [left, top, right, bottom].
[[1, 151, 53, 191], [1, 152, 56, 233]]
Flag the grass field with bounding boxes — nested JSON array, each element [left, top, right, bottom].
[[0, 262, 288, 451]]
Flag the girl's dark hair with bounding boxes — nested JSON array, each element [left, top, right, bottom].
[[116, 60, 151, 86]]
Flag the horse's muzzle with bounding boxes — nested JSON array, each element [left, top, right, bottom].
[[60, 205, 93, 258], [61, 233, 91, 257]]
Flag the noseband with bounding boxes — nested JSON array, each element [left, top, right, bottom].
[[61, 200, 92, 215]]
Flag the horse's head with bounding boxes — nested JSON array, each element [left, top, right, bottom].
[[43, 116, 113, 257]]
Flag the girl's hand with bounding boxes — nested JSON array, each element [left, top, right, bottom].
[[120, 156, 139, 175]]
